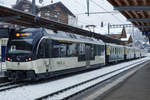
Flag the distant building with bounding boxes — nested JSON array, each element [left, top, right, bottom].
[[133, 40, 145, 49], [12, 0, 39, 14], [107, 27, 127, 39], [121, 34, 133, 46], [0, 0, 39, 29], [107, 27, 133, 45], [39, 2, 77, 26], [12, 1, 77, 26]]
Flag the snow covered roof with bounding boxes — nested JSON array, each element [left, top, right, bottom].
[[106, 27, 127, 39], [109, 28, 122, 34], [121, 34, 130, 41]]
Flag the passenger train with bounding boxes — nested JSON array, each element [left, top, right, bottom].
[[5, 28, 146, 80]]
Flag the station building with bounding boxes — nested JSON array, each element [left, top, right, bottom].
[[107, 27, 133, 46]]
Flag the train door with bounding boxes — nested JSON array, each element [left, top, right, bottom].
[[85, 45, 90, 68], [37, 39, 49, 72], [45, 39, 52, 72]]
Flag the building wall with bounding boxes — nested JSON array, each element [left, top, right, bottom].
[[40, 6, 69, 24], [68, 15, 77, 26], [13, 0, 38, 14]]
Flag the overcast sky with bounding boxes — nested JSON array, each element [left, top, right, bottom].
[[1, 0, 132, 34]]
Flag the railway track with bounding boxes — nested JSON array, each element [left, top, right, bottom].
[[0, 82, 14, 87], [0, 81, 26, 92], [36, 59, 148, 100]]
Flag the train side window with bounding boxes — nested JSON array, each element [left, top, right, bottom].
[[102, 45, 105, 55], [67, 43, 78, 57], [60, 43, 67, 57], [101, 45, 105, 56], [95, 45, 98, 56], [113, 48, 115, 55], [96, 45, 101, 56], [113, 48, 116, 55], [117, 48, 118, 55], [38, 39, 46, 58], [110, 47, 112, 55], [78, 43, 85, 61], [45, 39, 52, 58], [52, 40, 67, 58], [120, 48, 121, 54], [100, 45, 103, 55], [90, 44, 95, 60]]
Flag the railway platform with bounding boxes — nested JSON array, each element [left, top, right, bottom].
[[101, 61, 150, 100], [0, 62, 8, 83], [0, 73, 7, 83]]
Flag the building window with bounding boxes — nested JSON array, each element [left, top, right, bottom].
[[23, 4, 30, 9], [24, 9, 29, 12], [45, 12, 50, 16], [54, 15, 58, 18]]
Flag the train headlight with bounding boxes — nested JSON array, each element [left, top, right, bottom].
[[16, 33, 20, 37], [7, 57, 10, 61], [28, 58, 32, 61]]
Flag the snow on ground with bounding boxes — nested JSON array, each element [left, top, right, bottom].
[[0, 57, 149, 100]]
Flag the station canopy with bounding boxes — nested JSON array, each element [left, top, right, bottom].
[[107, 0, 150, 34], [0, 5, 124, 44]]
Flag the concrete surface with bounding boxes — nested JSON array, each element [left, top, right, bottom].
[[101, 62, 150, 100]]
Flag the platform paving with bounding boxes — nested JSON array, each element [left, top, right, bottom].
[[101, 61, 150, 100], [0, 62, 8, 83], [0, 74, 8, 83]]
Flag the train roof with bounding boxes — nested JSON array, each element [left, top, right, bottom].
[[106, 43, 124, 47], [106, 43, 141, 50], [44, 28, 105, 45]]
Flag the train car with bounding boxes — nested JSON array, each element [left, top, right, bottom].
[[5, 28, 105, 80], [134, 48, 141, 58], [105, 43, 124, 63], [141, 49, 147, 57], [124, 46, 135, 60]]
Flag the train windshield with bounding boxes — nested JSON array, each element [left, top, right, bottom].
[[7, 39, 33, 54], [7, 28, 39, 54]]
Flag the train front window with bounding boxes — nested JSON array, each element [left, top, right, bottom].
[[7, 39, 33, 54], [7, 28, 40, 54]]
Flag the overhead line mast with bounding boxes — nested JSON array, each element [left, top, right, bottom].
[[32, 0, 36, 15], [87, 0, 90, 16]]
